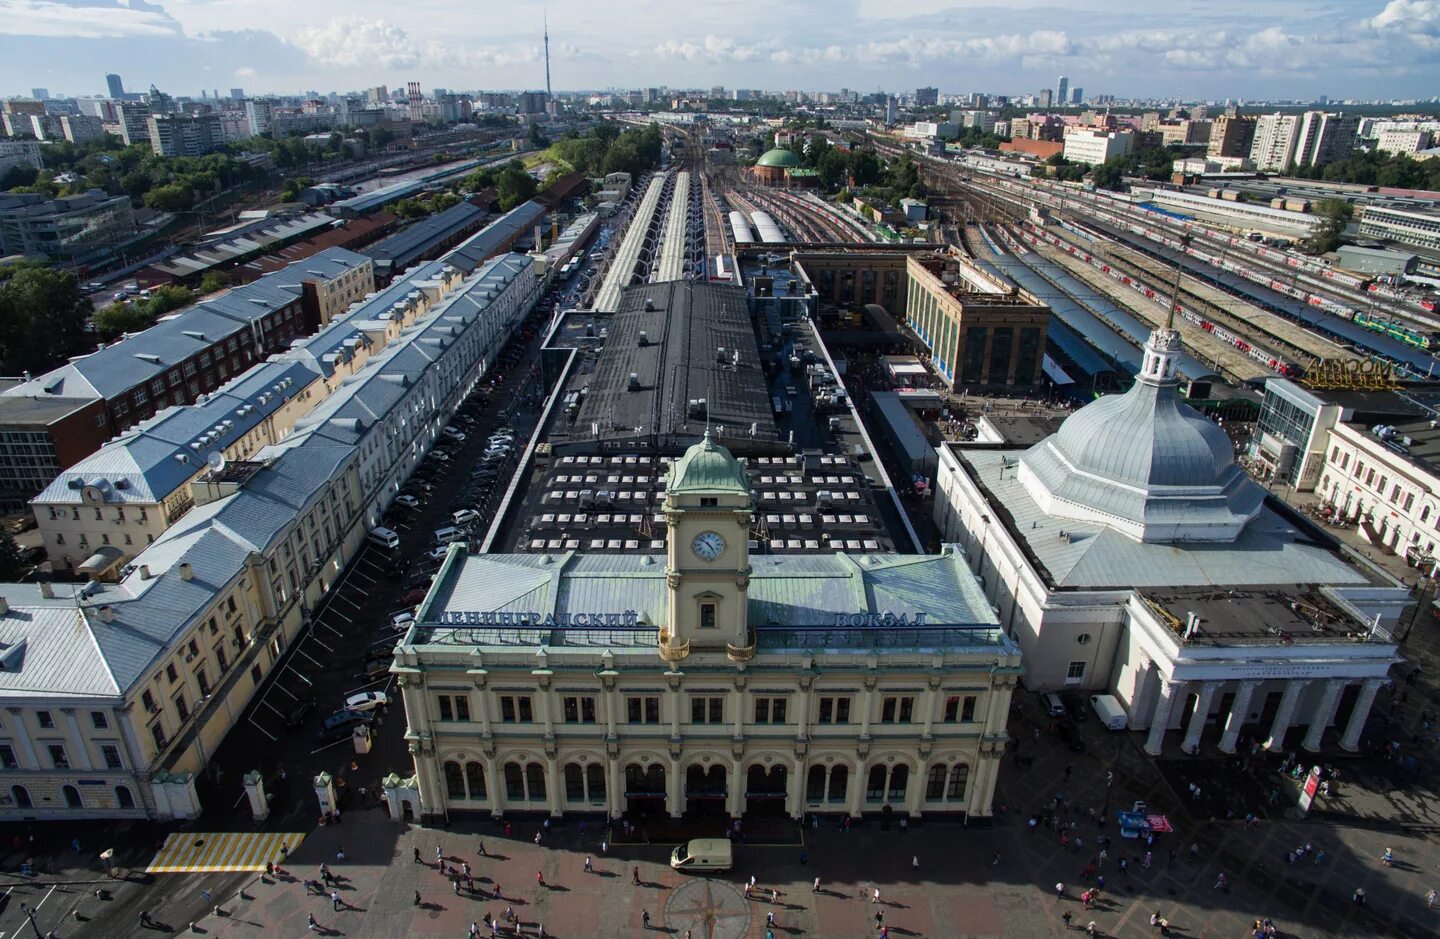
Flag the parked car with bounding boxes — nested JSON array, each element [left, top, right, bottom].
[[441, 427, 466, 442], [1061, 691, 1088, 722], [317, 709, 375, 742], [395, 494, 421, 510], [427, 545, 450, 561], [401, 587, 429, 605], [389, 610, 415, 628], [428, 450, 452, 462], [357, 659, 392, 683], [343, 691, 390, 712], [1057, 719, 1085, 753], [284, 698, 315, 729], [452, 509, 480, 526]]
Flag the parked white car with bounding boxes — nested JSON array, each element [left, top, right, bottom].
[[344, 691, 390, 712]]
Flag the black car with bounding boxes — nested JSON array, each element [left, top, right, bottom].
[[1061, 691, 1088, 722], [1057, 720, 1086, 752], [284, 698, 315, 729], [316, 708, 375, 742]]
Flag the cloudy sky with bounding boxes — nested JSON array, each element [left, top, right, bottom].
[[2, 0, 1437, 100]]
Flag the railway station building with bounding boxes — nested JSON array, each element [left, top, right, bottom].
[[933, 327, 1406, 757], [393, 432, 1020, 825]]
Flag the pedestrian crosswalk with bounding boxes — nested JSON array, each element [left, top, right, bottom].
[[146, 831, 307, 874]]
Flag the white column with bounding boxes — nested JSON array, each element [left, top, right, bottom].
[[62, 709, 93, 770], [726, 761, 743, 819], [785, 761, 804, 820], [1264, 679, 1310, 751], [1143, 678, 1181, 756], [1340, 678, 1385, 752], [544, 756, 562, 817], [1217, 680, 1259, 754], [1301, 679, 1348, 752], [666, 757, 682, 819], [607, 757, 623, 820], [1180, 682, 1219, 754]]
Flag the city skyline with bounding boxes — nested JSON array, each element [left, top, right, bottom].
[[0, 0, 1437, 101]]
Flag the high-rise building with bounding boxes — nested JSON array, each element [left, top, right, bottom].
[[406, 82, 422, 109], [1292, 111, 1360, 168], [1056, 76, 1069, 108], [229, 87, 245, 100], [114, 102, 151, 146], [1249, 113, 1302, 171], [146, 84, 173, 115], [885, 96, 897, 125], [246, 98, 274, 137], [106, 73, 125, 99], [30, 88, 49, 101], [147, 113, 223, 157], [1039, 88, 1053, 108], [915, 86, 939, 107], [1208, 115, 1256, 159], [1071, 87, 1083, 105], [58, 114, 105, 144]]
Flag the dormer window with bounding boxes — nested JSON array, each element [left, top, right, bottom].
[[700, 497, 718, 507]]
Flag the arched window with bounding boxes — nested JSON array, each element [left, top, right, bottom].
[[947, 765, 969, 802], [827, 766, 848, 803], [925, 764, 948, 800], [465, 762, 486, 800], [865, 765, 886, 802], [524, 762, 546, 801], [565, 764, 585, 802], [115, 786, 136, 810], [887, 765, 909, 802], [62, 785, 82, 809], [806, 765, 826, 802], [585, 764, 605, 803], [444, 761, 466, 799], [504, 762, 525, 800], [11, 785, 31, 808]]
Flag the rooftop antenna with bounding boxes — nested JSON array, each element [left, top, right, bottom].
[[543, 11, 552, 100]]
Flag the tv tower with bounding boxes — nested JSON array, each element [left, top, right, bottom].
[[543, 11, 552, 99]]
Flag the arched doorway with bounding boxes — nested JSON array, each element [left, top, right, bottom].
[[685, 764, 727, 818], [625, 762, 666, 818], [804, 764, 849, 811], [503, 761, 547, 804], [62, 785, 82, 809], [11, 785, 30, 808], [563, 762, 606, 808], [744, 764, 787, 818], [115, 786, 136, 810], [865, 763, 910, 810]]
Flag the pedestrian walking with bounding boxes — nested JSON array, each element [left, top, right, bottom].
[[991, 852, 1000, 866], [1143, 851, 1152, 869], [308, 913, 319, 931], [911, 854, 919, 870], [1098, 848, 1107, 867], [1426, 888, 1437, 909], [642, 909, 651, 929], [633, 865, 641, 885], [413, 847, 421, 863], [492, 882, 502, 900], [437, 846, 444, 863], [585, 856, 593, 873], [749, 875, 757, 889], [454, 879, 462, 896], [1086, 922, 1097, 937], [1118, 858, 1128, 877], [767, 911, 776, 927], [536, 870, 545, 887], [1213, 872, 1227, 890], [812, 877, 820, 892], [413, 890, 422, 907], [1055, 882, 1065, 899], [873, 887, 882, 904], [601, 839, 609, 854], [1062, 911, 1073, 929], [534, 831, 542, 846], [769, 888, 777, 904], [1381, 847, 1394, 866], [875, 910, 884, 928], [1353, 887, 1367, 906]]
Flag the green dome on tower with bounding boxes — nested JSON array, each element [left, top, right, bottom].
[[667, 431, 749, 494], [756, 148, 803, 168]]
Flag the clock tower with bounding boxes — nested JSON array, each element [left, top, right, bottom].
[[661, 431, 754, 661]]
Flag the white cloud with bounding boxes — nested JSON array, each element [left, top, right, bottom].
[[0, 0, 180, 38], [293, 16, 419, 69]]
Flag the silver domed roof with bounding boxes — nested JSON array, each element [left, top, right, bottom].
[[1019, 329, 1263, 543]]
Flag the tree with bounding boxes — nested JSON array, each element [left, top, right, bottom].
[[146, 285, 194, 317], [496, 166, 538, 211], [816, 149, 849, 191], [848, 149, 882, 187], [0, 530, 23, 581], [144, 183, 195, 212], [1091, 163, 1125, 191], [93, 302, 156, 341], [199, 271, 232, 294], [528, 122, 550, 149], [1, 165, 38, 190], [0, 264, 91, 373], [1303, 198, 1353, 254]]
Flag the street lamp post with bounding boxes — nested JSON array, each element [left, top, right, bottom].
[[18, 902, 44, 939]]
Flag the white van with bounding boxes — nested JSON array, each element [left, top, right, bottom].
[[1090, 694, 1127, 731], [433, 526, 465, 545], [367, 527, 401, 550], [670, 838, 732, 872]]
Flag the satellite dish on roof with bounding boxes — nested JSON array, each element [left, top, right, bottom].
[[206, 451, 226, 474]]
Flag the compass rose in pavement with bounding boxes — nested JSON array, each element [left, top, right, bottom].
[[663, 878, 752, 939]]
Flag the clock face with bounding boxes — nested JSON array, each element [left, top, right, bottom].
[[692, 531, 726, 561]]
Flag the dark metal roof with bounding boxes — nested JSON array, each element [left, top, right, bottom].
[[567, 281, 776, 445]]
